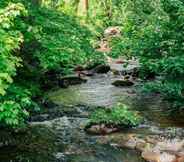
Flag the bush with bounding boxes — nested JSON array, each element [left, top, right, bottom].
[[107, 0, 184, 110], [0, 0, 102, 128], [88, 104, 142, 128]]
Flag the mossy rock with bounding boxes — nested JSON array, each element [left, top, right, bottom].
[[85, 104, 142, 135]]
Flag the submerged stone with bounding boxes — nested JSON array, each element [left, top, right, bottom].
[[58, 75, 87, 88], [112, 79, 134, 87]]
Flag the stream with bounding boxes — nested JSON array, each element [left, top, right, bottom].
[[0, 71, 183, 162]]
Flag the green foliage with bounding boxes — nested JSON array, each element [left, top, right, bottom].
[[0, 101, 28, 127], [88, 104, 142, 127], [0, 3, 26, 95], [108, 0, 184, 109], [0, 0, 103, 128], [0, 2, 30, 127], [18, 0, 102, 72]]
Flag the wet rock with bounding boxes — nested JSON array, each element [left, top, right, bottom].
[[142, 151, 161, 162], [175, 156, 184, 162], [109, 58, 140, 77], [55, 152, 65, 160], [112, 79, 134, 87], [86, 124, 118, 135], [30, 114, 50, 122], [74, 65, 94, 77], [157, 139, 184, 152], [76, 70, 94, 77], [115, 60, 125, 64], [177, 151, 184, 157], [123, 138, 137, 149], [111, 69, 121, 75], [58, 75, 87, 88], [159, 153, 176, 162], [104, 26, 121, 37], [92, 65, 111, 74], [135, 139, 147, 152], [107, 132, 184, 162], [74, 65, 85, 72], [83, 71, 94, 76], [142, 151, 176, 162]]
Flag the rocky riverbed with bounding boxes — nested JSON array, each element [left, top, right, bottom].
[[0, 61, 183, 162]]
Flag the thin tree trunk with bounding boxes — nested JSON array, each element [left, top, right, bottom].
[[84, 0, 89, 13], [77, 0, 89, 17]]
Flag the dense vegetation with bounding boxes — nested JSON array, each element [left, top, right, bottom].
[[0, 0, 101, 127], [108, 0, 184, 110], [0, 0, 184, 128]]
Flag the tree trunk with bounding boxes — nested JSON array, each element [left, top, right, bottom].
[[84, 0, 89, 13], [77, 0, 89, 17]]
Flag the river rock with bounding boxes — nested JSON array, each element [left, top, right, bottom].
[[177, 151, 184, 157], [86, 124, 118, 135], [74, 65, 85, 72], [58, 75, 87, 88], [112, 79, 134, 87], [142, 151, 176, 162], [157, 139, 184, 152], [92, 65, 111, 74], [55, 152, 65, 161], [142, 151, 161, 162], [159, 152, 176, 162], [175, 156, 184, 162], [123, 138, 137, 149], [135, 139, 147, 152]]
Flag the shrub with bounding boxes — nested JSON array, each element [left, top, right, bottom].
[[107, 0, 184, 110], [0, 0, 102, 128], [88, 104, 142, 128]]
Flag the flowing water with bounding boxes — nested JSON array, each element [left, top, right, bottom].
[[0, 73, 183, 162]]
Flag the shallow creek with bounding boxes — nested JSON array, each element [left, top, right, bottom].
[[0, 73, 183, 162]]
